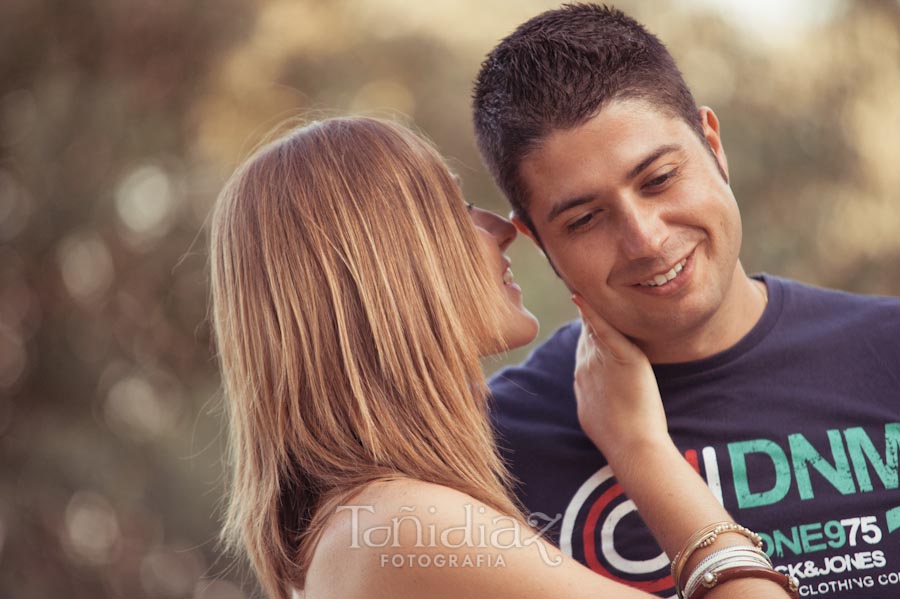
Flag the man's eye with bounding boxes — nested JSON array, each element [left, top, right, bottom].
[[567, 212, 597, 232], [644, 170, 676, 189]]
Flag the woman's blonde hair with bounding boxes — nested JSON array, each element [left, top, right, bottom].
[[209, 117, 525, 598]]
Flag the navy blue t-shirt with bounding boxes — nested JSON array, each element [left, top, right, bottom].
[[489, 275, 900, 598]]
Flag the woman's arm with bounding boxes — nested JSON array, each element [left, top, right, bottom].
[[572, 294, 790, 599]]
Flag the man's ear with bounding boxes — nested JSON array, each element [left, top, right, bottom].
[[698, 106, 729, 183], [511, 214, 540, 247]]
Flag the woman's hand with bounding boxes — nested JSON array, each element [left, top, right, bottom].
[[571, 294, 670, 463]]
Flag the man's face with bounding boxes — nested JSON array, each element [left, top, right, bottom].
[[517, 98, 743, 343]]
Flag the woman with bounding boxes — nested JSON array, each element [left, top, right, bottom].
[[209, 117, 796, 599]]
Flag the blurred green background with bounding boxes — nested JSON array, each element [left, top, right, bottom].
[[1, 1, 898, 597]]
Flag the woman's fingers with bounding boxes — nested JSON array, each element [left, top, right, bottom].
[[570, 293, 668, 458], [571, 294, 639, 363]]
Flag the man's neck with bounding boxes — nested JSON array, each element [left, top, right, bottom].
[[639, 265, 767, 365]]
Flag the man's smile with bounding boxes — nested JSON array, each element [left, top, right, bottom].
[[628, 247, 698, 297]]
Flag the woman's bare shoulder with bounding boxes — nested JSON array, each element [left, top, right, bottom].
[[303, 478, 473, 598], [303, 478, 634, 599], [311, 478, 476, 554]]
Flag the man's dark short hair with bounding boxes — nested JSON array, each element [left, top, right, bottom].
[[472, 3, 705, 236]]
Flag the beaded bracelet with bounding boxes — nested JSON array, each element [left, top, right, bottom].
[[671, 522, 764, 598], [688, 565, 800, 599]]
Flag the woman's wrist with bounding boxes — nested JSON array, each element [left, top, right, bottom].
[[600, 433, 679, 474]]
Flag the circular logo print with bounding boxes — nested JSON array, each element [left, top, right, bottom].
[[560, 465, 676, 597]]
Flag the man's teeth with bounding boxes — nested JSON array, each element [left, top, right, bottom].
[[503, 268, 514, 285], [640, 258, 687, 287]]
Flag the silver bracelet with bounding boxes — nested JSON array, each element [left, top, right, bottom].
[[684, 548, 772, 593], [683, 546, 772, 599], [688, 546, 771, 578]]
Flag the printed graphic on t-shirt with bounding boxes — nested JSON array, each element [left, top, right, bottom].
[[560, 424, 900, 599]]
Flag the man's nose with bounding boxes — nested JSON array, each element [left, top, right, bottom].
[[618, 200, 668, 260]]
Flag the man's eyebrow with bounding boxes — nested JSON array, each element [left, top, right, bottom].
[[545, 144, 683, 224], [627, 144, 682, 180], [546, 194, 597, 224]]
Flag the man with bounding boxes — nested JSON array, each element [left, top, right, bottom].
[[473, 5, 900, 598]]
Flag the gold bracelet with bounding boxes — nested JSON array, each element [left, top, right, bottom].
[[671, 521, 764, 598]]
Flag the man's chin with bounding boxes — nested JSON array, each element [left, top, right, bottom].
[[611, 301, 718, 347]]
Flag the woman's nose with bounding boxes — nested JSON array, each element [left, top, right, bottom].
[[492, 213, 517, 251], [473, 206, 517, 251]]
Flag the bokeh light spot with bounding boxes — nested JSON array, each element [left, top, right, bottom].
[[140, 545, 206, 598], [104, 374, 182, 442], [62, 491, 121, 565], [115, 165, 176, 242], [57, 233, 115, 304]]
